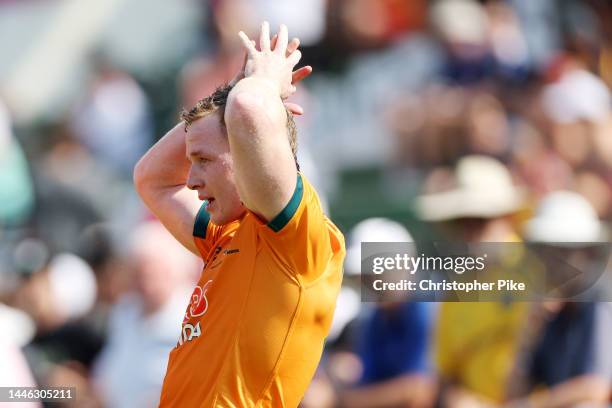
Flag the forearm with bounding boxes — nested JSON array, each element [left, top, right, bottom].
[[225, 77, 289, 171], [340, 378, 409, 408], [133, 122, 201, 254], [339, 375, 435, 408], [507, 375, 610, 408], [224, 77, 296, 218], [134, 123, 190, 194]]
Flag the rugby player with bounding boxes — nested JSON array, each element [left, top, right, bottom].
[[133, 22, 345, 407]]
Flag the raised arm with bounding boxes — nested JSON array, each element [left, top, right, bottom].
[[224, 22, 304, 222], [133, 123, 201, 254], [134, 27, 310, 254]]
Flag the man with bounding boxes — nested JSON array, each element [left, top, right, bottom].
[[93, 221, 196, 408], [502, 191, 612, 408], [416, 156, 529, 407], [133, 22, 345, 407]]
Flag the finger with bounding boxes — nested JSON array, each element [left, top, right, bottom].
[[238, 31, 257, 55], [237, 48, 249, 73], [271, 34, 278, 51], [284, 102, 304, 116], [292, 66, 312, 84], [286, 38, 300, 56], [259, 21, 271, 51], [287, 49, 302, 68], [276, 24, 288, 55], [229, 49, 249, 86], [242, 47, 249, 66]]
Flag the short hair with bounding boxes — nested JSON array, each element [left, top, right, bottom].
[[181, 84, 299, 170]]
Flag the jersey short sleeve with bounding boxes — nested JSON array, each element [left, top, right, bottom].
[[192, 204, 230, 260], [251, 173, 345, 283]]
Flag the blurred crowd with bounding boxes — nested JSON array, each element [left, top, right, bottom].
[[1, 0, 612, 407]]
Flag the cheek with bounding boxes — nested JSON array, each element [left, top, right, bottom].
[[217, 158, 243, 208], [190, 161, 209, 180], [217, 155, 237, 183], [219, 153, 234, 171]]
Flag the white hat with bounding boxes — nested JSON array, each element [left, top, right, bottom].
[[48, 253, 97, 320], [345, 218, 414, 276], [542, 69, 611, 124], [416, 155, 525, 221], [0, 304, 35, 347], [524, 191, 604, 243], [430, 0, 489, 45]]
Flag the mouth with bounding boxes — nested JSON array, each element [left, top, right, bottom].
[[199, 195, 216, 211], [197, 191, 217, 211]]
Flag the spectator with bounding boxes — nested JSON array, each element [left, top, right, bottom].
[[505, 191, 612, 407], [11, 250, 100, 391], [0, 99, 34, 228], [92, 221, 198, 408], [416, 156, 530, 406], [71, 63, 152, 177], [304, 218, 437, 408]]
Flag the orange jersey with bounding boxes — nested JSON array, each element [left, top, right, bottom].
[[158, 174, 345, 407]]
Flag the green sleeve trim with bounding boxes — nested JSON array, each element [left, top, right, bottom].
[[193, 202, 210, 238], [267, 174, 304, 232]]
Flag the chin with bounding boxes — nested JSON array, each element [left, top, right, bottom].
[[211, 209, 245, 225]]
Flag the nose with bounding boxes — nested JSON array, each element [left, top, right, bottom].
[[186, 166, 203, 191]]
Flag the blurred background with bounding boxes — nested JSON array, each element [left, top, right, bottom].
[[1, 0, 612, 407]]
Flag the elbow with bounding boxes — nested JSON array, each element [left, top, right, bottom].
[[226, 92, 261, 126], [226, 89, 283, 132], [232, 91, 262, 109]]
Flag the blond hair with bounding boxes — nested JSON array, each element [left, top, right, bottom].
[[181, 84, 299, 170]]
